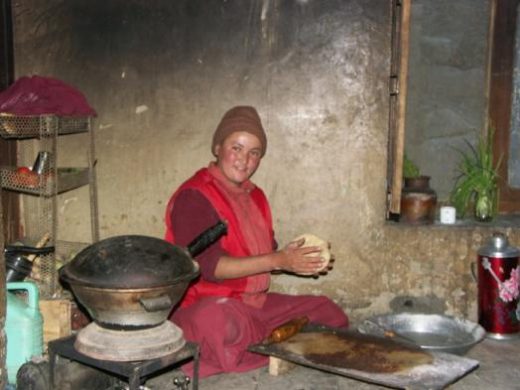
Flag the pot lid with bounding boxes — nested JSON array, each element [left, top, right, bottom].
[[478, 232, 520, 258], [60, 235, 199, 289]]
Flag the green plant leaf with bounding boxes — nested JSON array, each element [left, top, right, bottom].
[[403, 153, 421, 178], [450, 128, 502, 218]]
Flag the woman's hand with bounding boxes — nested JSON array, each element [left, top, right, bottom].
[[274, 238, 326, 275], [214, 238, 327, 279]]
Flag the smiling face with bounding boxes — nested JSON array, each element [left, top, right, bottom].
[[214, 131, 263, 186]]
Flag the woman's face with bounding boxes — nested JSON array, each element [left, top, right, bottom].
[[215, 131, 263, 186]]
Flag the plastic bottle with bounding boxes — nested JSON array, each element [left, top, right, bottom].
[[5, 282, 44, 385]]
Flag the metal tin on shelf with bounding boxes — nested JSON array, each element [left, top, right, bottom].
[[32, 151, 52, 175]]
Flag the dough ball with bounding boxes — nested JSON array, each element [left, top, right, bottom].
[[293, 233, 331, 275]]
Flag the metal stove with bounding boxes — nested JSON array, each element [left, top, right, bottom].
[[48, 331, 199, 390]]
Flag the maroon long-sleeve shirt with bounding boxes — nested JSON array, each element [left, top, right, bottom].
[[170, 188, 227, 282]]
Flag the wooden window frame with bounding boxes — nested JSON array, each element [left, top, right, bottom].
[[387, 0, 411, 217], [487, 0, 520, 213], [389, 0, 520, 218]]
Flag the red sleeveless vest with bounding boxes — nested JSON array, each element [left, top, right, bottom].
[[164, 168, 274, 308]]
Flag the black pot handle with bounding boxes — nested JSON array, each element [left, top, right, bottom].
[[187, 220, 227, 258], [4, 245, 55, 256]]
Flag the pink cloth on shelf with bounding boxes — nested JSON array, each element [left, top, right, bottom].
[[0, 75, 96, 116]]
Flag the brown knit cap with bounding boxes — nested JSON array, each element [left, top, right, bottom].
[[211, 106, 267, 157]]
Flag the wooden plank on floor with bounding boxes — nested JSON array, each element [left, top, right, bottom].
[[269, 356, 296, 376]]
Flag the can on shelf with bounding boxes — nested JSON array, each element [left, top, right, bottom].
[[32, 151, 51, 175], [477, 233, 520, 339]]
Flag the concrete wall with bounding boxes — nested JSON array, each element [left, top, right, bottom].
[[405, 0, 490, 199], [10, 0, 520, 324]]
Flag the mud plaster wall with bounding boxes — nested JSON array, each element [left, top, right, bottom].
[[9, 0, 519, 324]]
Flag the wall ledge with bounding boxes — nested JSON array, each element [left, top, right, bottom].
[[386, 214, 520, 230]]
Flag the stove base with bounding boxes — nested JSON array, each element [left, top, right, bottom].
[[75, 321, 185, 361], [48, 335, 199, 390]]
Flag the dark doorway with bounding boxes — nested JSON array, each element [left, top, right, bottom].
[[0, 0, 19, 243]]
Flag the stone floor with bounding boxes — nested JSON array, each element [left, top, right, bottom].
[[144, 336, 520, 390]]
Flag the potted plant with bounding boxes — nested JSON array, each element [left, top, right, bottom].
[[450, 130, 502, 222], [400, 154, 437, 224]]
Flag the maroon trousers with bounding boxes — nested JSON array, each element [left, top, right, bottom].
[[171, 293, 348, 378]]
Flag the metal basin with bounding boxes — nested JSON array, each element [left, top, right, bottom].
[[358, 312, 486, 355]]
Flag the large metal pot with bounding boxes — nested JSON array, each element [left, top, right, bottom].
[[59, 221, 226, 329]]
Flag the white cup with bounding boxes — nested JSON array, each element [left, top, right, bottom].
[[440, 206, 456, 224]]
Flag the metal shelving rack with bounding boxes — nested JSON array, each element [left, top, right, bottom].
[[0, 114, 99, 298]]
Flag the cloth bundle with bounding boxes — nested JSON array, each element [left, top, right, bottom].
[[0, 75, 96, 116]]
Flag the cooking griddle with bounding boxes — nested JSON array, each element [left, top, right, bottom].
[[249, 327, 479, 390]]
